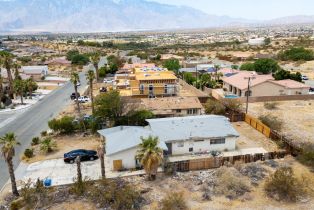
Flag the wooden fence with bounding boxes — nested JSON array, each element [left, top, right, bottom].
[[244, 114, 271, 138], [170, 150, 287, 172]]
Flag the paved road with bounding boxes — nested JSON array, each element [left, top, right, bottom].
[[0, 71, 88, 190]]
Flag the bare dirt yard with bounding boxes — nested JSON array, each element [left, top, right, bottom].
[[248, 100, 314, 146], [233, 122, 279, 152]]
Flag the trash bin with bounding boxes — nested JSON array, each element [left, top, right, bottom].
[[43, 178, 52, 187]]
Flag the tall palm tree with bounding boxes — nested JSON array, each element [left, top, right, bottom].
[[91, 53, 100, 81], [136, 136, 163, 181], [0, 52, 14, 98], [86, 70, 95, 114], [0, 133, 20, 196], [214, 65, 221, 81], [70, 71, 81, 115], [97, 143, 105, 178], [13, 63, 21, 80], [13, 79, 25, 105]]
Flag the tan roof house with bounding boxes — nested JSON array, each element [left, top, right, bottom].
[[222, 71, 310, 97], [140, 97, 204, 117]]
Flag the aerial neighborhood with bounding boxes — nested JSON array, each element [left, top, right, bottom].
[[0, 1, 314, 209]]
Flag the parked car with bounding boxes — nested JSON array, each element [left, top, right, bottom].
[[302, 75, 309, 80], [64, 149, 98, 163], [103, 78, 114, 84], [74, 96, 90, 103], [70, 92, 80, 100]]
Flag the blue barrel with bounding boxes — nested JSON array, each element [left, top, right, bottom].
[[43, 178, 52, 187]]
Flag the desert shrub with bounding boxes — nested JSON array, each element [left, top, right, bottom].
[[10, 198, 24, 210], [221, 98, 243, 113], [160, 191, 188, 210], [24, 148, 34, 158], [41, 130, 47, 137], [264, 102, 278, 110], [258, 114, 283, 131], [264, 167, 306, 202], [20, 179, 52, 209], [298, 143, 314, 168], [48, 116, 75, 134], [88, 178, 143, 209], [205, 99, 226, 115], [40, 137, 57, 154], [31, 137, 40, 146], [214, 167, 251, 199]]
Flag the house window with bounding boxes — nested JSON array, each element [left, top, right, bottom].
[[187, 109, 198, 115], [176, 109, 181, 113], [189, 147, 193, 152], [245, 90, 252, 96], [177, 142, 184, 147], [139, 84, 144, 94], [164, 84, 168, 94], [238, 90, 242, 96], [229, 85, 233, 92], [194, 139, 204, 142], [210, 138, 225, 145]]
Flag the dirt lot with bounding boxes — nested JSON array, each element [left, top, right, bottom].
[[22, 134, 100, 164], [233, 122, 278, 152], [248, 100, 314, 145]]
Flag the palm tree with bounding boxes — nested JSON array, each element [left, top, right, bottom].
[[0, 52, 14, 98], [70, 71, 81, 115], [97, 143, 105, 178], [136, 136, 163, 181], [13, 79, 25, 105], [13, 63, 21, 80], [25, 78, 37, 99], [40, 137, 57, 154], [86, 70, 95, 114], [91, 53, 100, 81], [214, 65, 221, 81], [0, 133, 20, 196], [75, 156, 82, 184], [0, 73, 4, 106]]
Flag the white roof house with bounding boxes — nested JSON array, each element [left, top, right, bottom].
[[98, 115, 239, 171], [21, 66, 48, 75]]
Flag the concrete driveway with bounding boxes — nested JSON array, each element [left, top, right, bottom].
[[22, 158, 101, 186]]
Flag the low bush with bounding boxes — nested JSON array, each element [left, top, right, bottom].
[[258, 114, 283, 131], [31, 137, 40, 146], [48, 116, 75, 134], [160, 191, 188, 210], [264, 167, 307, 202], [24, 148, 34, 158], [40, 130, 47, 137], [221, 98, 243, 113], [298, 143, 314, 168], [40, 137, 57, 154], [214, 167, 251, 199], [264, 102, 278, 110]]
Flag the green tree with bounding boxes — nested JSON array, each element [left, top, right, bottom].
[[25, 78, 38, 99], [86, 70, 95, 114], [231, 64, 239, 70], [240, 62, 255, 71], [273, 69, 302, 82], [71, 54, 90, 65], [136, 136, 163, 181], [13, 79, 26, 104], [0, 133, 20, 196], [66, 50, 79, 61], [264, 37, 271, 45], [253, 58, 280, 74], [163, 59, 180, 74], [183, 72, 196, 85], [94, 90, 124, 123]]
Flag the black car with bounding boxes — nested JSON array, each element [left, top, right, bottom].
[[64, 149, 98, 163], [70, 92, 80, 100]]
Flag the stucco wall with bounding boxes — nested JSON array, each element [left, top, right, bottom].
[[170, 137, 236, 155], [106, 147, 139, 170]]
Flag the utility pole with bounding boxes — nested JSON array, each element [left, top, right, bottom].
[[244, 75, 256, 114]]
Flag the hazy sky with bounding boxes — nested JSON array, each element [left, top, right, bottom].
[[150, 0, 314, 20]]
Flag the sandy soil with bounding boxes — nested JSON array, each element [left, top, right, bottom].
[[233, 122, 279, 152], [248, 100, 314, 145], [22, 134, 100, 164]]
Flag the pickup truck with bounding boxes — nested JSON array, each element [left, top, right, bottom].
[[74, 96, 90, 103]]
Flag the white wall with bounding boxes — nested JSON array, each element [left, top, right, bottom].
[[170, 137, 236, 155], [106, 147, 139, 170]]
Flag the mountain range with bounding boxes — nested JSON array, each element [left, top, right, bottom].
[[0, 0, 314, 33]]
